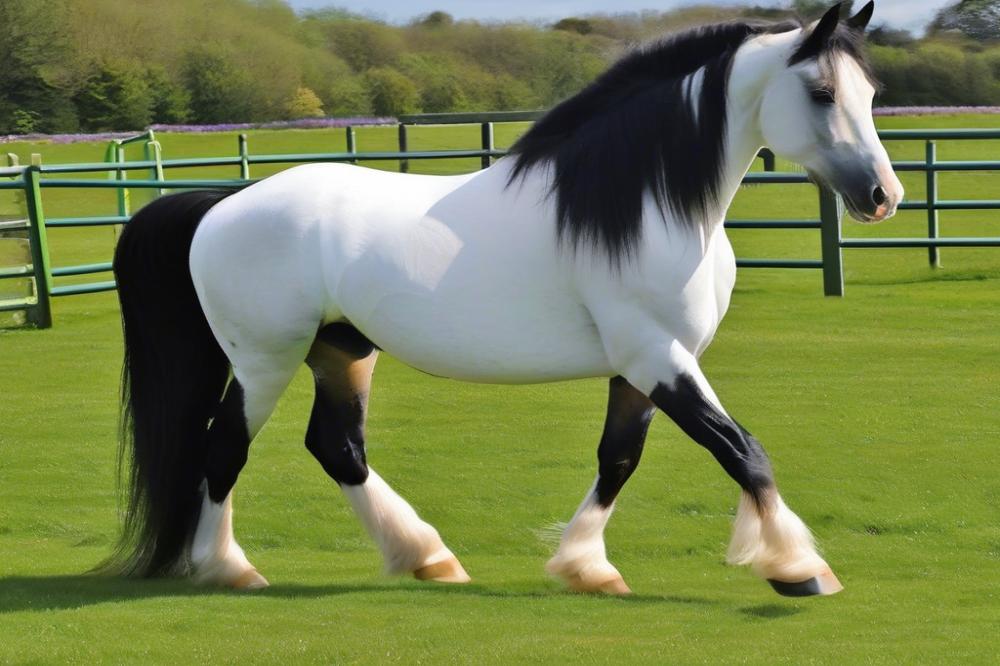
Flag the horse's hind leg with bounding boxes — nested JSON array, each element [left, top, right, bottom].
[[548, 376, 655, 595], [191, 341, 312, 589], [305, 323, 470, 583]]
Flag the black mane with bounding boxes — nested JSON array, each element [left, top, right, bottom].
[[507, 20, 803, 264]]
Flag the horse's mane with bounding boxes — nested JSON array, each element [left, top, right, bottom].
[[507, 19, 817, 265]]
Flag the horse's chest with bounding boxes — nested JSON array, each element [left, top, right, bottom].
[[643, 228, 737, 355]]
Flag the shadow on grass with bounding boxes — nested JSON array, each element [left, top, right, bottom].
[[0, 574, 717, 614], [739, 603, 805, 620], [856, 269, 1000, 287]]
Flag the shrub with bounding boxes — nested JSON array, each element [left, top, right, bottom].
[[364, 67, 421, 115], [286, 86, 326, 119], [11, 110, 41, 134]]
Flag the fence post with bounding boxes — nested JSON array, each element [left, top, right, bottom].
[[144, 140, 164, 197], [345, 126, 357, 164], [6, 153, 22, 209], [759, 148, 776, 172], [104, 141, 130, 218], [238, 133, 250, 180], [22, 166, 52, 328], [397, 123, 409, 173], [819, 185, 844, 297], [480, 121, 494, 170], [117, 142, 129, 217], [926, 140, 940, 268]]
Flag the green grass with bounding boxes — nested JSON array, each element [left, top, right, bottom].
[[0, 117, 999, 663]]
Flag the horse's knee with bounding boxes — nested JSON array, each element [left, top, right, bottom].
[[305, 382, 369, 486]]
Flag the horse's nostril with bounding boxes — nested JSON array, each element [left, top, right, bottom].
[[872, 186, 887, 206]]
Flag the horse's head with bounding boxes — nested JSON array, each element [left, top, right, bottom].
[[759, 2, 903, 222]]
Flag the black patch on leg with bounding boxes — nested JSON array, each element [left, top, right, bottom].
[[650, 375, 774, 507], [204, 380, 252, 504], [595, 376, 657, 507], [304, 382, 369, 486], [316, 322, 378, 358]]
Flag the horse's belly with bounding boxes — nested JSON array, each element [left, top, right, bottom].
[[332, 223, 612, 382], [344, 281, 613, 383]]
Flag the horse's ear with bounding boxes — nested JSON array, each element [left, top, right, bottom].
[[846, 1, 875, 33], [790, 2, 843, 64]]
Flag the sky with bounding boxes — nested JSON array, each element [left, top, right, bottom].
[[285, 0, 953, 35]]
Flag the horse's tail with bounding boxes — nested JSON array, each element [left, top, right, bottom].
[[103, 190, 236, 577]]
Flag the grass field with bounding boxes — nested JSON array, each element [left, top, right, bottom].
[[1, 116, 998, 663]]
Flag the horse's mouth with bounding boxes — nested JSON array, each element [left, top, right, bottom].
[[807, 170, 895, 224], [843, 196, 895, 224]]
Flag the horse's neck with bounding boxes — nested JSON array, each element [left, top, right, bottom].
[[708, 33, 797, 228], [716, 120, 765, 222]]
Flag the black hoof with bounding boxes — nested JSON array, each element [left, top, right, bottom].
[[767, 577, 823, 597]]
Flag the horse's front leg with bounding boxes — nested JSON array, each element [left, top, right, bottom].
[[547, 376, 656, 594], [618, 335, 842, 597]]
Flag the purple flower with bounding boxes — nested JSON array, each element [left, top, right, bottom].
[[0, 131, 148, 145], [148, 117, 396, 133]]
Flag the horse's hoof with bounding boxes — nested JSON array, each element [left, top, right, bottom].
[[413, 555, 471, 583], [768, 570, 842, 597], [565, 572, 632, 596], [230, 568, 270, 591]]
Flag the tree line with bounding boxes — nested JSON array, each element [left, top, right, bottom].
[[1, 0, 998, 135]]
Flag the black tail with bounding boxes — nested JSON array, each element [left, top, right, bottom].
[[104, 190, 236, 577]]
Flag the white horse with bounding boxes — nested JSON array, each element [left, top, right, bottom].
[[109, 2, 901, 597]]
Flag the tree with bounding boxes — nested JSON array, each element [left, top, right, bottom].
[[322, 20, 405, 72], [553, 18, 594, 35], [6, 0, 1000, 130], [536, 32, 607, 104], [792, 0, 830, 17], [419, 11, 454, 28], [11, 110, 41, 134], [145, 65, 191, 124], [327, 75, 373, 116], [0, 0, 78, 133], [364, 67, 421, 115], [73, 61, 154, 131], [868, 24, 916, 48], [930, 0, 1000, 41], [286, 86, 325, 119], [421, 78, 467, 112], [183, 48, 258, 123], [984, 47, 1000, 80], [397, 54, 470, 112], [491, 73, 540, 110]]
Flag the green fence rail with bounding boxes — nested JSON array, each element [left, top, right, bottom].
[[1, 114, 998, 328]]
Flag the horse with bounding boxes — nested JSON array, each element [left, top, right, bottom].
[[108, 1, 902, 597]]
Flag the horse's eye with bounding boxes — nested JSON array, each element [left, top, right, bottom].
[[810, 88, 836, 105]]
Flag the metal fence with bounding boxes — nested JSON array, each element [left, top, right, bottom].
[[1, 113, 998, 328]]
